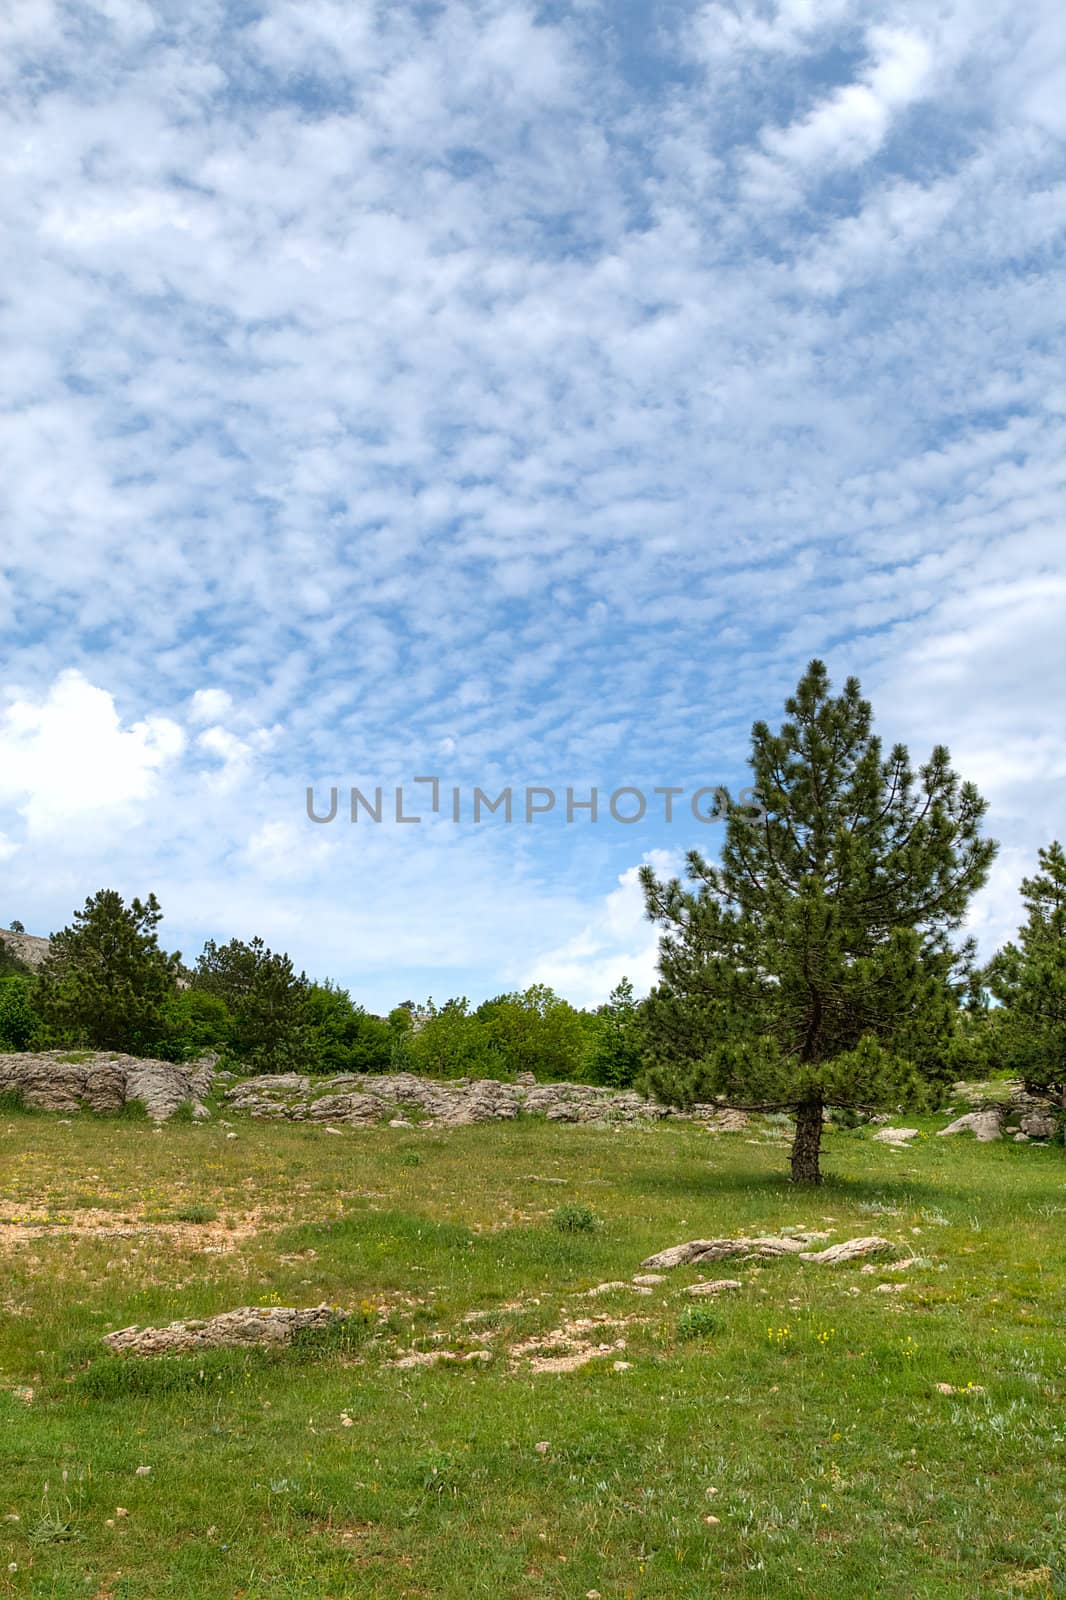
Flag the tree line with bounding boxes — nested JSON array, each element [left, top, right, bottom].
[[0, 899, 644, 1088], [2, 661, 1063, 1182]]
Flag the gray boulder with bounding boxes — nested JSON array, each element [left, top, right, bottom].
[[0, 1050, 213, 1121], [937, 1109, 1002, 1142], [104, 1304, 343, 1355]]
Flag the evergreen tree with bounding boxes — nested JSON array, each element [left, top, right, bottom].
[[586, 977, 646, 1088], [191, 936, 311, 1071], [641, 661, 995, 1183], [37, 890, 180, 1052], [986, 842, 1066, 1108]]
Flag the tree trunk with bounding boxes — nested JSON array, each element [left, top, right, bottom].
[[791, 1100, 824, 1184]]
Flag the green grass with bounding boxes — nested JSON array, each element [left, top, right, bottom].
[[0, 1110, 1064, 1597]]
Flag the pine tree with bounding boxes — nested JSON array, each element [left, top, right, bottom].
[[37, 890, 180, 1053], [191, 936, 311, 1071], [586, 978, 646, 1088], [987, 842, 1066, 1108], [640, 661, 996, 1183]]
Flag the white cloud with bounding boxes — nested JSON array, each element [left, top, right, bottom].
[[744, 24, 934, 201], [189, 688, 234, 725], [688, 0, 855, 62], [0, 671, 184, 834], [525, 850, 682, 1006]]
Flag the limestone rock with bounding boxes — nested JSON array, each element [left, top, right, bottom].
[[222, 1072, 743, 1131], [0, 929, 50, 969], [938, 1110, 1002, 1142], [641, 1232, 828, 1270], [685, 1279, 742, 1296], [1020, 1109, 1055, 1139], [873, 1127, 919, 1144], [104, 1303, 343, 1355], [0, 1050, 212, 1122], [799, 1236, 892, 1265]]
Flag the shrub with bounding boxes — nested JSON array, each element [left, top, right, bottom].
[[0, 974, 40, 1050], [155, 989, 233, 1062], [677, 1304, 720, 1341], [551, 1203, 599, 1233]]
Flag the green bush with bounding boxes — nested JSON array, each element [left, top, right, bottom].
[[551, 1202, 599, 1233], [677, 1304, 720, 1341], [0, 974, 40, 1051], [305, 982, 393, 1074], [155, 989, 233, 1062]]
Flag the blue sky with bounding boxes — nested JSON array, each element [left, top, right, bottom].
[[1, 0, 1064, 1010]]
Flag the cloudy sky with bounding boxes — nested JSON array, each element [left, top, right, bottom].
[[1, 0, 1064, 1010]]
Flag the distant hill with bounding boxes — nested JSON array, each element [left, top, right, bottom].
[[0, 929, 51, 970]]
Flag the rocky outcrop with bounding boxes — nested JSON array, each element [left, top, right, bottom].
[[642, 1232, 891, 1271], [798, 1236, 892, 1265], [948, 1080, 1052, 1119], [0, 929, 51, 969], [1019, 1109, 1056, 1139], [0, 1050, 213, 1121], [104, 1303, 343, 1355], [222, 1072, 749, 1131], [641, 1232, 829, 1270], [938, 1109, 1002, 1142]]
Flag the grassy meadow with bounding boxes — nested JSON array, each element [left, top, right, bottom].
[[1, 1106, 1064, 1598]]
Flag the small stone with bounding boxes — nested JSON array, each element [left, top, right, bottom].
[[612, 1360, 632, 1371], [534, 1441, 550, 1454], [135, 1466, 152, 1476], [704, 1514, 721, 1525], [686, 1279, 742, 1296]]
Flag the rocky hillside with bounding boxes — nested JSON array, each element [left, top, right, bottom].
[[0, 929, 51, 969]]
